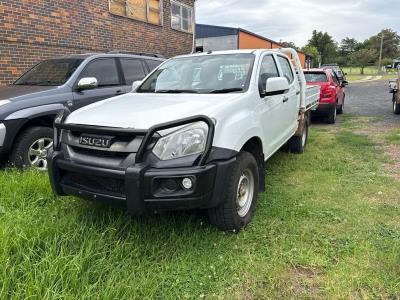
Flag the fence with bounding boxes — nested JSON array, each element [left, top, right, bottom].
[[342, 64, 398, 75]]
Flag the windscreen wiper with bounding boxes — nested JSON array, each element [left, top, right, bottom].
[[155, 89, 199, 94], [209, 88, 243, 94]]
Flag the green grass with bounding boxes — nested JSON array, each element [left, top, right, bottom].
[[1, 119, 399, 299], [386, 129, 400, 145]]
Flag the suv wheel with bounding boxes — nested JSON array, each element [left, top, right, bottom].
[[326, 106, 337, 124], [10, 127, 53, 171], [208, 151, 259, 231]]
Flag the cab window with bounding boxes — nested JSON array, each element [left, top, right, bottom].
[[277, 56, 294, 84], [258, 55, 279, 94]]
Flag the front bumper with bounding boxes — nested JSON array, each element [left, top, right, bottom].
[[48, 150, 236, 213]]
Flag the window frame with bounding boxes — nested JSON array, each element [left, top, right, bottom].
[[170, 0, 194, 33], [75, 58, 123, 89], [276, 55, 295, 85], [257, 54, 280, 96], [108, 0, 163, 26]]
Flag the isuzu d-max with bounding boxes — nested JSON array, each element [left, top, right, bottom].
[[48, 48, 320, 231]]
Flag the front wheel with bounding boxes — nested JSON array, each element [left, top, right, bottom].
[[9, 127, 54, 170], [208, 151, 259, 231]]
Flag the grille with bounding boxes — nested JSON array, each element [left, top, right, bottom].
[[61, 171, 126, 198]]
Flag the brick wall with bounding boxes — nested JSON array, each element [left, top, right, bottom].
[[0, 0, 195, 85]]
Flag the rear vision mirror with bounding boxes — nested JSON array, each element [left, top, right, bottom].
[[132, 80, 142, 92], [77, 77, 98, 91], [263, 77, 289, 97]]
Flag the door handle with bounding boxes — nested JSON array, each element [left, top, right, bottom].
[[115, 90, 123, 95], [283, 96, 289, 103]]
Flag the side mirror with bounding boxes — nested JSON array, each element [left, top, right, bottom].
[[77, 77, 98, 91], [132, 80, 142, 91], [263, 77, 289, 97], [341, 80, 349, 87]]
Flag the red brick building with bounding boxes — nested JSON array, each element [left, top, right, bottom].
[[0, 0, 195, 85]]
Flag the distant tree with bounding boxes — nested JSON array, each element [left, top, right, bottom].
[[368, 29, 400, 59], [301, 45, 320, 67], [307, 30, 338, 64], [351, 49, 377, 74], [280, 41, 299, 51], [340, 37, 359, 56]]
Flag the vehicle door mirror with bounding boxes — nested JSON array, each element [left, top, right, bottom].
[[341, 80, 349, 87], [263, 77, 289, 97], [132, 80, 142, 91], [77, 77, 98, 91]]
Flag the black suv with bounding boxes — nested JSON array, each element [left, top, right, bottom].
[[0, 52, 164, 170]]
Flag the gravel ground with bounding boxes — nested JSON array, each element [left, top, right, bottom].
[[345, 79, 398, 126]]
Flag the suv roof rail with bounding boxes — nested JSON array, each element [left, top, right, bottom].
[[107, 51, 165, 59]]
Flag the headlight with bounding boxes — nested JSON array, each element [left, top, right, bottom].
[[152, 122, 209, 160], [0, 100, 10, 107]]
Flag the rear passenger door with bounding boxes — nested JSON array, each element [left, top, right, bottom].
[[276, 55, 299, 136], [119, 58, 148, 92], [72, 58, 124, 110]]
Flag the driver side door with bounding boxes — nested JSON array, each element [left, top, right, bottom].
[[72, 58, 125, 111], [255, 54, 288, 157]]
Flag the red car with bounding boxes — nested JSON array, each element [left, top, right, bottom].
[[304, 69, 347, 123]]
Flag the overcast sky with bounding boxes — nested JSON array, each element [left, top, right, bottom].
[[195, 0, 399, 47]]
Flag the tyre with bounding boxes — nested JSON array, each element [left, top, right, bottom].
[[287, 120, 309, 154], [326, 106, 337, 124], [9, 126, 54, 170], [393, 98, 400, 115], [208, 151, 259, 231], [337, 96, 344, 114]]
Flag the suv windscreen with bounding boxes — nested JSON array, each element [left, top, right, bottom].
[[137, 54, 255, 94], [15, 58, 83, 86], [304, 72, 328, 82]]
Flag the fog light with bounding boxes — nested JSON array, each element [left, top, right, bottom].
[[182, 177, 193, 190]]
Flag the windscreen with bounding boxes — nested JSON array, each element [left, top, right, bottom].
[[137, 54, 255, 94], [304, 72, 328, 82], [15, 58, 83, 86]]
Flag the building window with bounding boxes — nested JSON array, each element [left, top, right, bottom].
[[109, 0, 163, 25], [171, 1, 193, 33]]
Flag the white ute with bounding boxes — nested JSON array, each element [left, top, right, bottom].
[[48, 48, 320, 231]]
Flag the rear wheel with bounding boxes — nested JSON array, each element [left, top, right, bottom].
[[393, 96, 400, 114], [208, 151, 259, 231], [287, 120, 309, 154], [326, 106, 337, 124], [9, 127, 53, 170]]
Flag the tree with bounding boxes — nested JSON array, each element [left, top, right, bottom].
[[368, 29, 400, 59], [301, 45, 320, 67], [307, 30, 338, 64], [280, 41, 299, 51], [340, 37, 359, 56], [351, 49, 377, 74]]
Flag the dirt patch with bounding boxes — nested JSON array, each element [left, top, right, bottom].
[[283, 266, 324, 299]]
